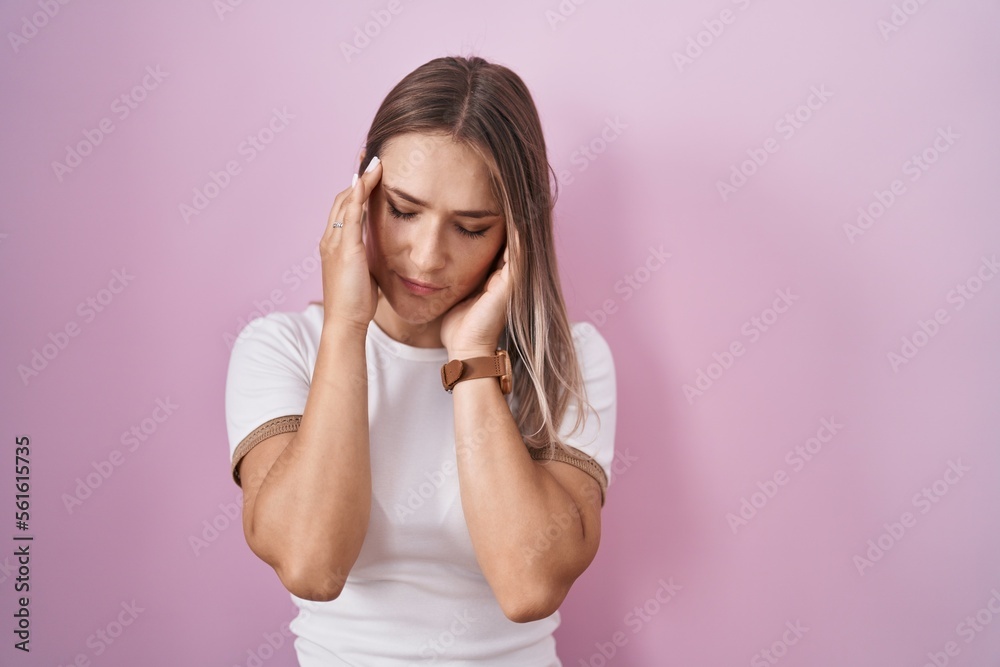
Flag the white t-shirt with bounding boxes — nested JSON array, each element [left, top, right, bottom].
[[224, 303, 617, 666]]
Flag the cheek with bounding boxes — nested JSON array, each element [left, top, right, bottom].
[[459, 247, 502, 287]]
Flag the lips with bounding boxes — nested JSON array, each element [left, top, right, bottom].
[[398, 274, 443, 290]]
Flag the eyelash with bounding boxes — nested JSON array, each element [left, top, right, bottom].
[[387, 202, 486, 239]]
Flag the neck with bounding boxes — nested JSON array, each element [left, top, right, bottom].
[[373, 295, 444, 348]]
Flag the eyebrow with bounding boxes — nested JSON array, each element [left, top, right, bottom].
[[383, 185, 501, 219]]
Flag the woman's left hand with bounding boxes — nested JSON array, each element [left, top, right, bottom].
[[441, 231, 515, 357]]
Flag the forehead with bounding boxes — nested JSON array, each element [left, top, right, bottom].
[[380, 132, 498, 210]]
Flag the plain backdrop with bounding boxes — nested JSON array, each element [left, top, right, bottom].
[[2, 1, 999, 665]]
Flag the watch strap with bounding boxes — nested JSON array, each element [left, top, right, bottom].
[[441, 350, 510, 393]]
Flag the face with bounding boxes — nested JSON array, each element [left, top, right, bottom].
[[363, 132, 507, 345]]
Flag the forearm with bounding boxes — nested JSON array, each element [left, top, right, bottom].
[[451, 370, 587, 614], [250, 323, 371, 597]]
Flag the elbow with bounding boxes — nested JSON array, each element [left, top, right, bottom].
[[499, 582, 569, 624], [244, 523, 351, 602], [277, 561, 347, 602]]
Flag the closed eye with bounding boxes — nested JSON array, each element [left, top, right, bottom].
[[387, 201, 487, 239], [455, 225, 487, 239], [387, 202, 416, 221]]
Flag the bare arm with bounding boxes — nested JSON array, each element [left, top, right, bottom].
[[449, 362, 603, 623], [236, 156, 384, 601], [239, 324, 370, 601], [438, 236, 607, 623]]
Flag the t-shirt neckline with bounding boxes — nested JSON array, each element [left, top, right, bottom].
[[368, 317, 449, 362], [306, 302, 449, 362]]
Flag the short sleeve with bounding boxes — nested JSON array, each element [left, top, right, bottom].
[[225, 313, 311, 487], [528, 322, 617, 506]]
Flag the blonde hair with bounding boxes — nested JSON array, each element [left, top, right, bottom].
[[356, 55, 599, 465]]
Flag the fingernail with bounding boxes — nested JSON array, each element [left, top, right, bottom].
[[364, 155, 380, 173], [352, 173, 358, 187]]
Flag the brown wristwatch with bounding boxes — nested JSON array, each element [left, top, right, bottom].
[[441, 349, 512, 394]]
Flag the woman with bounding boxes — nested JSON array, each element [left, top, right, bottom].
[[225, 55, 617, 665]]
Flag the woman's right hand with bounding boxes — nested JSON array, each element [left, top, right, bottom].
[[320, 156, 382, 333]]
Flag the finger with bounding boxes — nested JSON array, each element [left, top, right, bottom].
[[484, 261, 510, 298], [324, 177, 356, 243], [496, 261, 512, 300], [325, 163, 368, 245], [342, 156, 381, 246]]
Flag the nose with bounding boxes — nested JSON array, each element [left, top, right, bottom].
[[406, 218, 447, 274]]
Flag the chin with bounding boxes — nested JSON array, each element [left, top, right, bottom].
[[382, 284, 449, 324]]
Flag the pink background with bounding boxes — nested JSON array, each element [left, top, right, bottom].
[[3, 1, 999, 665]]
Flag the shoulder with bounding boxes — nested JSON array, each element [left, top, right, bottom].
[[551, 321, 617, 503], [225, 305, 326, 390], [224, 305, 323, 472], [228, 304, 324, 362]]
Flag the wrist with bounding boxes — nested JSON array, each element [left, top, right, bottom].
[[441, 348, 512, 395], [449, 375, 501, 393], [321, 320, 369, 347], [447, 346, 497, 360]]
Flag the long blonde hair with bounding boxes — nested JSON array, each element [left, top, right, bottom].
[[357, 55, 597, 463]]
